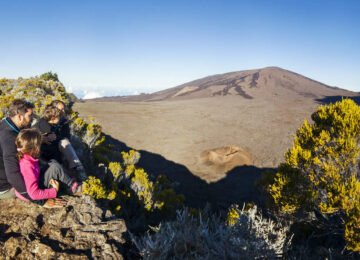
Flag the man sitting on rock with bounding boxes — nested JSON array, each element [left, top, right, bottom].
[[0, 99, 66, 208], [35, 100, 87, 181]]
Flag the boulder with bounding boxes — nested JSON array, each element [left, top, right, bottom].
[[0, 195, 129, 259]]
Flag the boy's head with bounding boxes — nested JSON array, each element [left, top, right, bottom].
[[50, 100, 66, 118], [43, 106, 61, 124]]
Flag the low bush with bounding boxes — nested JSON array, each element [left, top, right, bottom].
[[133, 205, 291, 259], [263, 99, 360, 253]]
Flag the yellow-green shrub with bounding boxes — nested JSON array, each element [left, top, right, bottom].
[[0, 78, 9, 86], [83, 176, 111, 200], [120, 151, 184, 214], [71, 117, 86, 135], [226, 205, 240, 226], [83, 149, 185, 231], [122, 150, 140, 165], [109, 162, 123, 179], [0, 75, 70, 119], [69, 113, 109, 165], [226, 203, 256, 226], [266, 99, 360, 252], [39, 71, 59, 82], [84, 123, 102, 147]]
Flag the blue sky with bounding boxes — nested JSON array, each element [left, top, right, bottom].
[[0, 0, 359, 98]]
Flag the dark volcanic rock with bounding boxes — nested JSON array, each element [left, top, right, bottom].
[[0, 195, 128, 259]]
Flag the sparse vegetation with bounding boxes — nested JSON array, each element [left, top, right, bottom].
[[3, 73, 360, 258]]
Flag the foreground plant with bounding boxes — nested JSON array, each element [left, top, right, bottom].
[[133, 205, 291, 259], [265, 99, 360, 252]]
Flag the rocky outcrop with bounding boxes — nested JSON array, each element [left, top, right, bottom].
[[0, 195, 130, 259]]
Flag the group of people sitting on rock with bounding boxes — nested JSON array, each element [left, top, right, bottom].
[[0, 99, 87, 208]]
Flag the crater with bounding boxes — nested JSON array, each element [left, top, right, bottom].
[[200, 145, 253, 174]]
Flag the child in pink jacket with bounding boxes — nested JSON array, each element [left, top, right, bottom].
[[15, 128, 81, 201]]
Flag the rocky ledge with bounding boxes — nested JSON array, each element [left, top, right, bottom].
[[0, 195, 131, 259]]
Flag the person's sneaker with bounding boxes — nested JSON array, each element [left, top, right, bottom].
[[72, 165, 88, 181], [70, 181, 83, 195]]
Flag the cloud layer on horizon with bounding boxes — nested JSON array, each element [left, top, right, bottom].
[[72, 87, 145, 99]]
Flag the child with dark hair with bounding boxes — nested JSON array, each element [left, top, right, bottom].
[[36, 106, 64, 164], [14, 128, 81, 201], [35, 103, 87, 181]]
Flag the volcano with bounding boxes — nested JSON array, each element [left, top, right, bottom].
[[91, 67, 357, 102]]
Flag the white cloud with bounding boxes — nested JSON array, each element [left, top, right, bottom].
[[66, 86, 73, 93], [82, 91, 103, 100], [67, 85, 155, 99]]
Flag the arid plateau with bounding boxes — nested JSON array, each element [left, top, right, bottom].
[[74, 67, 359, 208]]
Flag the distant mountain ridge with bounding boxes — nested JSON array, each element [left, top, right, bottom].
[[90, 67, 357, 102]]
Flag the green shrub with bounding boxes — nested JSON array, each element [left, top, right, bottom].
[[265, 99, 360, 252], [39, 71, 59, 82]]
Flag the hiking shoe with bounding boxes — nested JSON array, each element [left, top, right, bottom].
[[70, 181, 83, 195]]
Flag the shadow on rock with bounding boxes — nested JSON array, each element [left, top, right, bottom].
[[0, 224, 21, 242]]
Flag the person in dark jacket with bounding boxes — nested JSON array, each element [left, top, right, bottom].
[[35, 101, 87, 181], [0, 99, 66, 208], [35, 106, 68, 165]]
